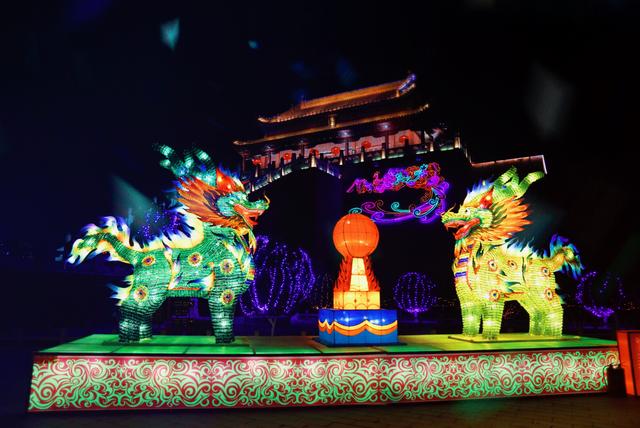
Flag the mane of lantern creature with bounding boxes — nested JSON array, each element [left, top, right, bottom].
[[443, 167, 544, 255]]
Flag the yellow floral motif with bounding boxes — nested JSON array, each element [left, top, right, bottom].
[[188, 252, 202, 267], [142, 255, 156, 267], [133, 286, 148, 303], [220, 289, 235, 305], [220, 259, 234, 275]]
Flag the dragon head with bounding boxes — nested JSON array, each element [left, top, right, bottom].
[[158, 145, 269, 251], [442, 167, 544, 246], [442, 188, 495, 241], [176, 170, 269, 244]]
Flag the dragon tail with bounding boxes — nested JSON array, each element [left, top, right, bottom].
[[67, 217, 146, 265], [547, 235, 583, 279]]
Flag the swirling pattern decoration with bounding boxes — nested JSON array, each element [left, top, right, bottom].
[[348, 163, 449, 224], [29, 348, 617, 411]]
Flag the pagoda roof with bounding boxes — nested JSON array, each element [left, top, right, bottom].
[[234, 102, 429, 147], [257, 73, 417, 124]]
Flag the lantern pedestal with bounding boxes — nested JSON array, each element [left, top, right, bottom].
[[318, 308, 398, 346]]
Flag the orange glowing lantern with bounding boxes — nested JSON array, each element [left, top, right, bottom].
[[399, 135, 409, 144], [331, 146, 341, 156], [333, 213, 379, 258], [362, 140, 372, 150], [283, 152, 292, 161], [251, 158, 261, 166], [332, 213, 380, 310], [309, 148, 320, 157]]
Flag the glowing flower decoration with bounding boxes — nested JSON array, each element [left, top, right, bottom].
[[142, 255, 156, 267], [220, 259, 235, 275], [188, 252, 202, 267], [220, 289, 235, 306], [544, 288, 555, 301], [133, 286, 148, 303]]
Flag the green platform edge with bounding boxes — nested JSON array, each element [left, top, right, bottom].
[[38, 333, 617, 356]]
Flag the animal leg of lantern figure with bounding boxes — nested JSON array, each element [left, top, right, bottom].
[[118, 286, 168, 343], [207, 266, 251, 344], [520, 237, 581, 337], [481, 300, 505, 340], [456, 285, 481, 336]]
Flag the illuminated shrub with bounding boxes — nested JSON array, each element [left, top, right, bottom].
[[393, 272, 437, 319]]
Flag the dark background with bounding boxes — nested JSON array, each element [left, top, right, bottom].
[[0, 0, 638, 336]]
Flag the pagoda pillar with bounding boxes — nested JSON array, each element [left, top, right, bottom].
[[239, 150, 250, 175], [298, 140, 308, 160]]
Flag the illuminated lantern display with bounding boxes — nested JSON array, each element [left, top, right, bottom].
[[347, 162, 449, 224], [318, 213, 397, 345], [442, 167, 582, 340], [68, 146, 270, 344], [282, 152, 292, 161], [331, 146, 341, 156], [361, 140, 372, 150]]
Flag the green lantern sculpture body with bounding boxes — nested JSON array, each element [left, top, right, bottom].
[[68, 147, 269, 343], [442, 167, 582, 339]]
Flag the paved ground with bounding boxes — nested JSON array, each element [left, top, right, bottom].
[[3, 394, 638, 428]]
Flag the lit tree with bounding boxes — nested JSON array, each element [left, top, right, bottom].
[[239, 235, 315, 335], [576, 270, 625, 326], [393, 272, 437, 320], [306, 272, 334, 310]]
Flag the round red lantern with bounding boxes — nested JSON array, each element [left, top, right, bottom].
[[362, 140, 372, 150], [283, 152, 292, 161], [251, 158, 261, 166], [309, 148, 319, 157], [331, 146, 341, 156], [399, 135, 409, 144], [332, 213, 379, 258]]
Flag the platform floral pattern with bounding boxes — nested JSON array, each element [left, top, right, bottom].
[[29, 348, 617, 411]]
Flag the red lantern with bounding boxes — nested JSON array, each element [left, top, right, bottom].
[[309, 148, 320, 157], [331, 146, 341, 156], [399, 135, 409, 144], [283, 152, 292, 161], [332, 213, 379, 258], [251, 158, 261, 166], [362, 140, 372, 150]]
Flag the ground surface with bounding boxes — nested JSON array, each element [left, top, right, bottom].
[[5, 394, 640, 427]]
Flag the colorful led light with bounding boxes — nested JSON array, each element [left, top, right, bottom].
[[347, 162, 449, 224], [576, 271, 625, 323], [239, 235, 315, 317], [393, 272, 437, 318]]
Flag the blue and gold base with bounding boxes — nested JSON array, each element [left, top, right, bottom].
[[318, 309, 398, 346]]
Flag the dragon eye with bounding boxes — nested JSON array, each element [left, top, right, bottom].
[[488, 259, 497, 271], [541, 267, 550, 276], [507, 260, 517, 269], [465, 208, 471, 216]]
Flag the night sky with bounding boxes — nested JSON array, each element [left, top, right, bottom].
[[1, 0, 638, 281]]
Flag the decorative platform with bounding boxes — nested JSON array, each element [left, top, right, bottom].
[[318, 309, 398, 345], [28, 334, 618, 412]]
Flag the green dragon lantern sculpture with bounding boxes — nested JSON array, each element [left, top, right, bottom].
[[68, 146, 269, 343], [441, 167, 582, 340]]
